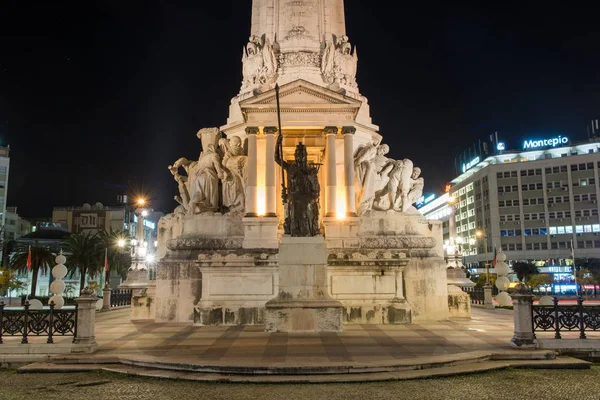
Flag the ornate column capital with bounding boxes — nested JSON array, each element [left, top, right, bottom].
[[245, 126, 259, 135], [341, 126, 356, 135], [264, 126, 278, 135], [323, 126, 338, 135]]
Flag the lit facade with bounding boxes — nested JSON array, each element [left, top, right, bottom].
[[446, 138, 600, 267], [4, 207, 32, 241], [51, 202, 161, 243]]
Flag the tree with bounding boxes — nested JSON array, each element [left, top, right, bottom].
[[8, 241, 55, 297], [576, 268, 597, 298], [473, 273, 497, 288], [526, 274, 553, 294], [0, 267, 23, 296], [98, 229, 132, 281], [63, 231, 103, 291], [511, 261, 540, 283]]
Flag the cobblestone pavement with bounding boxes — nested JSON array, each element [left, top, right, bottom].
[[1, 367, 599, 400]]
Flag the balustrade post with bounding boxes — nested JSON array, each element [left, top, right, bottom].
[[21, 301, 29, 344], [553, 296, 561, 339], [102, 287, 111, 311], [0, 302, 4, 344], [578, 296, 587, 339], [47, 302, 55, 344], [73, 287, 98, 353], [509, 283, 537, 349]]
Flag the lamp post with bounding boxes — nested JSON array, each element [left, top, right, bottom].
[[476, 229, 495, 309], [476, 230, 490, 283]]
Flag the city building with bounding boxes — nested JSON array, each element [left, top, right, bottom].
[[0, 146, 9, 228], [421, 134, 600, 293], [3, 207, 32, 241], [51, 199, 162, 244]]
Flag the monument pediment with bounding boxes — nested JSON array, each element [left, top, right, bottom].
[[240, 80, 362, 111]]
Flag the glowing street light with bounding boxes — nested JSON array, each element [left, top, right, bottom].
[[476, 229, 490, 285], [137, 198, 145, 206], [117, 239, 126, 248]]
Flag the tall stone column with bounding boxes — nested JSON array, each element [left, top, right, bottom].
[[342, 126, 357, 216], [245, 127, 259, 217], [264, 126, 277, 217], [324, 126, 338, 217]]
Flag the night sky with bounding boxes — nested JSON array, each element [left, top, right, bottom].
[[1, 1, 599, 218]]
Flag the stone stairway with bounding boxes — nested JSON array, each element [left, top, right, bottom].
[[16, 350, 591, 383]]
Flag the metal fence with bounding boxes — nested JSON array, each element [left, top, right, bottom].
[[532, 296, 600, 339], [463, 287, 485, 305], [0, 301, 77, 344], [110, 289, 132, 307]]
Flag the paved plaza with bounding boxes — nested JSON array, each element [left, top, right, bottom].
[[2, 307, 519, 365], [2, 366, 600, 400]]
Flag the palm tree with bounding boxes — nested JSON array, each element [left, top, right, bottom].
[[98, 229, 132, 282], [511, 261, 540, 283], [9, 241, 55, 297], [63, 231, 102, 291]]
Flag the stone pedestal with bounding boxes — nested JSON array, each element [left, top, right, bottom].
[[102, 288, 111, 311], [510, 284, 538, 349], [484, 284, 495, 309], [323, 216, 359, 248], [265, 236, 343, 332], [131, 282, 156, 321], [447, 285, 471, 318], [119, 269, 149, 289], [242, 216, 279, 249], [72, 288, 98, 353]]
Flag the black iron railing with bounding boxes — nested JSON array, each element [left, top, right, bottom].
[[0, 301, 77, 344], [463, 287, 485, 305], [110, 289, 132, 307], [532, 296, 600, 339]]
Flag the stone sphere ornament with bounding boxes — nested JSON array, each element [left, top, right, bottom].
[[49, 295, 65, 309], [496, 291, 512, 307], [49, 250, 67, 309], [495, 276, 511, 291]]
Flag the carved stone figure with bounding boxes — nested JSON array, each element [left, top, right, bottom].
[[406, 167, 424, 211], [219, 136, 248, 213], [385, 159, 414, 211], [354, 143, 424, 213], [188, 131, 230, 214], [321, 35, 358, 88], [354, 142, 393, 214], [168, 160, 190, 213], [241, 35, 277, 89], [275, 135, 321, 237]]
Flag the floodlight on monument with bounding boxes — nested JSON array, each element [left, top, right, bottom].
[[154, 240, 158, 247]]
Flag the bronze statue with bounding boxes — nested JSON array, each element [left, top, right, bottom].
[[275, 134, 321, 236]]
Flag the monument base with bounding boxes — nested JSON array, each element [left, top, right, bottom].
[[119, 269, 149, 289], [265, 300, 343, 332], [264, 236, 343, 332]]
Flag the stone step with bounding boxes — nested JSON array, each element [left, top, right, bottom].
[[99, 357, 590, 383], [18, 362, 117, 373], [17, 355, 590, 382], [490, 350, 557, 360], [118, 351, 494, 375]]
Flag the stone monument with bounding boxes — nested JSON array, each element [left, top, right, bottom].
[[153, 0, 448, 328], [264, 137, 343, 332]]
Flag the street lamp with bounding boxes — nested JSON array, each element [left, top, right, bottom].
[[476, 230, 490, 285]]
